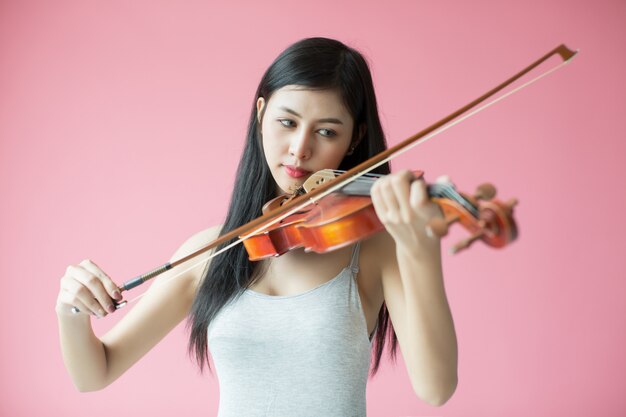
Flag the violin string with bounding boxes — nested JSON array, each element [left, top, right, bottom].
[[336, 170, 477, 216], [436, 184, 479, 217], [119, 53, 574, 310]]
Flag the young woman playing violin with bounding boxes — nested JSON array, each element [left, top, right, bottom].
[[56, 37, 458, 414]]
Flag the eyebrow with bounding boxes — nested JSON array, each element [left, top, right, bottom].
[[278, 106, 344, 125]]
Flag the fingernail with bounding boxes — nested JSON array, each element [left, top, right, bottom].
[[113, 291, 122, 300], [107, 304, 115, 313]]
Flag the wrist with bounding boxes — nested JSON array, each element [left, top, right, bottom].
[[394, 232, 441, 259]]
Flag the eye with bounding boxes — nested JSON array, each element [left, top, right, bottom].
[[318, 128, 337, 137], [278, 119, 295, 128]]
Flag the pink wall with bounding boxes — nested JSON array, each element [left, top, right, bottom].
[[1, 1, 625, 416]]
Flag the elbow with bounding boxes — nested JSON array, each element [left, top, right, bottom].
[[415, 375, 458, 407], [74, 383, 104, 393], [72, 377, 111, 393], [422, 389, 455, 407]]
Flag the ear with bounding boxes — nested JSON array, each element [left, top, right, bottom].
[[347, 124, 366, 155], [256, 97, 266, 125], [358, 124, 367, 142]]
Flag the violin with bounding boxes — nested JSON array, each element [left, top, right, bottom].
[[242, 169, 518, 260], [110, 43, 576, 308]]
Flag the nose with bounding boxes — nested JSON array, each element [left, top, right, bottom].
[[288, 129, 313, 160]]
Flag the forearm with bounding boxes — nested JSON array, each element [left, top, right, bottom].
[[396, 242, 458, 405], [57, 312, 109, 391]]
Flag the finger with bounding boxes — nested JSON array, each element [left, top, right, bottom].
[[379, 177, 401, 222], [370, 179, 389, 220], [409, 178, 428, 209], [58, 288, 92, 317], [390, 171, 413, 222], [58, 271, 100, 317], [80, 259, 122, 301], [436, 174, 452, 185], [67, 265, 116, 314], [62, 279, 107, 317]]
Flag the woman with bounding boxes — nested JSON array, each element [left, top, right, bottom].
[[56, 37, 458, 415]]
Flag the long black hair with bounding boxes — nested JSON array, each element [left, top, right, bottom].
[[188, 37, 398, 377]]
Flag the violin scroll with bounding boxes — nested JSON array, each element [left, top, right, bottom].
[[427, 180, 518, 254]]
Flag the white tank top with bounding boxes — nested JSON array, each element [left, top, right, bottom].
[[207, 243, 374, 417]]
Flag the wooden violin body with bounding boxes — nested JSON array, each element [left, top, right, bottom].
[[241, 170, 518, 260], [243, 192, 384, 260]]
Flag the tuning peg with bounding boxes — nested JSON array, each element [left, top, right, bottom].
[[449, 229, 485, 254], [426, 214, 460, 238], [474, 183, 496, 200]]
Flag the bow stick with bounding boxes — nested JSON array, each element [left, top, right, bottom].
[[113, 43, 578, 309]]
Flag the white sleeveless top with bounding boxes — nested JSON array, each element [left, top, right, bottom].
[[207, 243, 374, 417]]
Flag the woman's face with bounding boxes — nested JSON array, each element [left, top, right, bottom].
[[257, 86, 356, 195]]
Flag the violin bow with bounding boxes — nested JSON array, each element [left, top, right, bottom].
[[114, 44, 578, 308]]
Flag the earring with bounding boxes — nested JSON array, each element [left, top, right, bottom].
[[346, 145, 356, 156]]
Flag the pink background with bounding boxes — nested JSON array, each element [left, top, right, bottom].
[[1, 1, 625, 416]]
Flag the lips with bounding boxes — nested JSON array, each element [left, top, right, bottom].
[[283, 165, 311, 178]]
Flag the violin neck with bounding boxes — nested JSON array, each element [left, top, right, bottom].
[[340, 177, 479, 217]]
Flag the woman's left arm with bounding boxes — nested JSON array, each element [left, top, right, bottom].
[[371, 170, 458, 407]]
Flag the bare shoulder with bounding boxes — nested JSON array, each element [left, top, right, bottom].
[[180, 225, 223, 254], [164, 224, 223, 290]]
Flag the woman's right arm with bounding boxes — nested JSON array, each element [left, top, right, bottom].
[[56, 225, 221, 392]]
